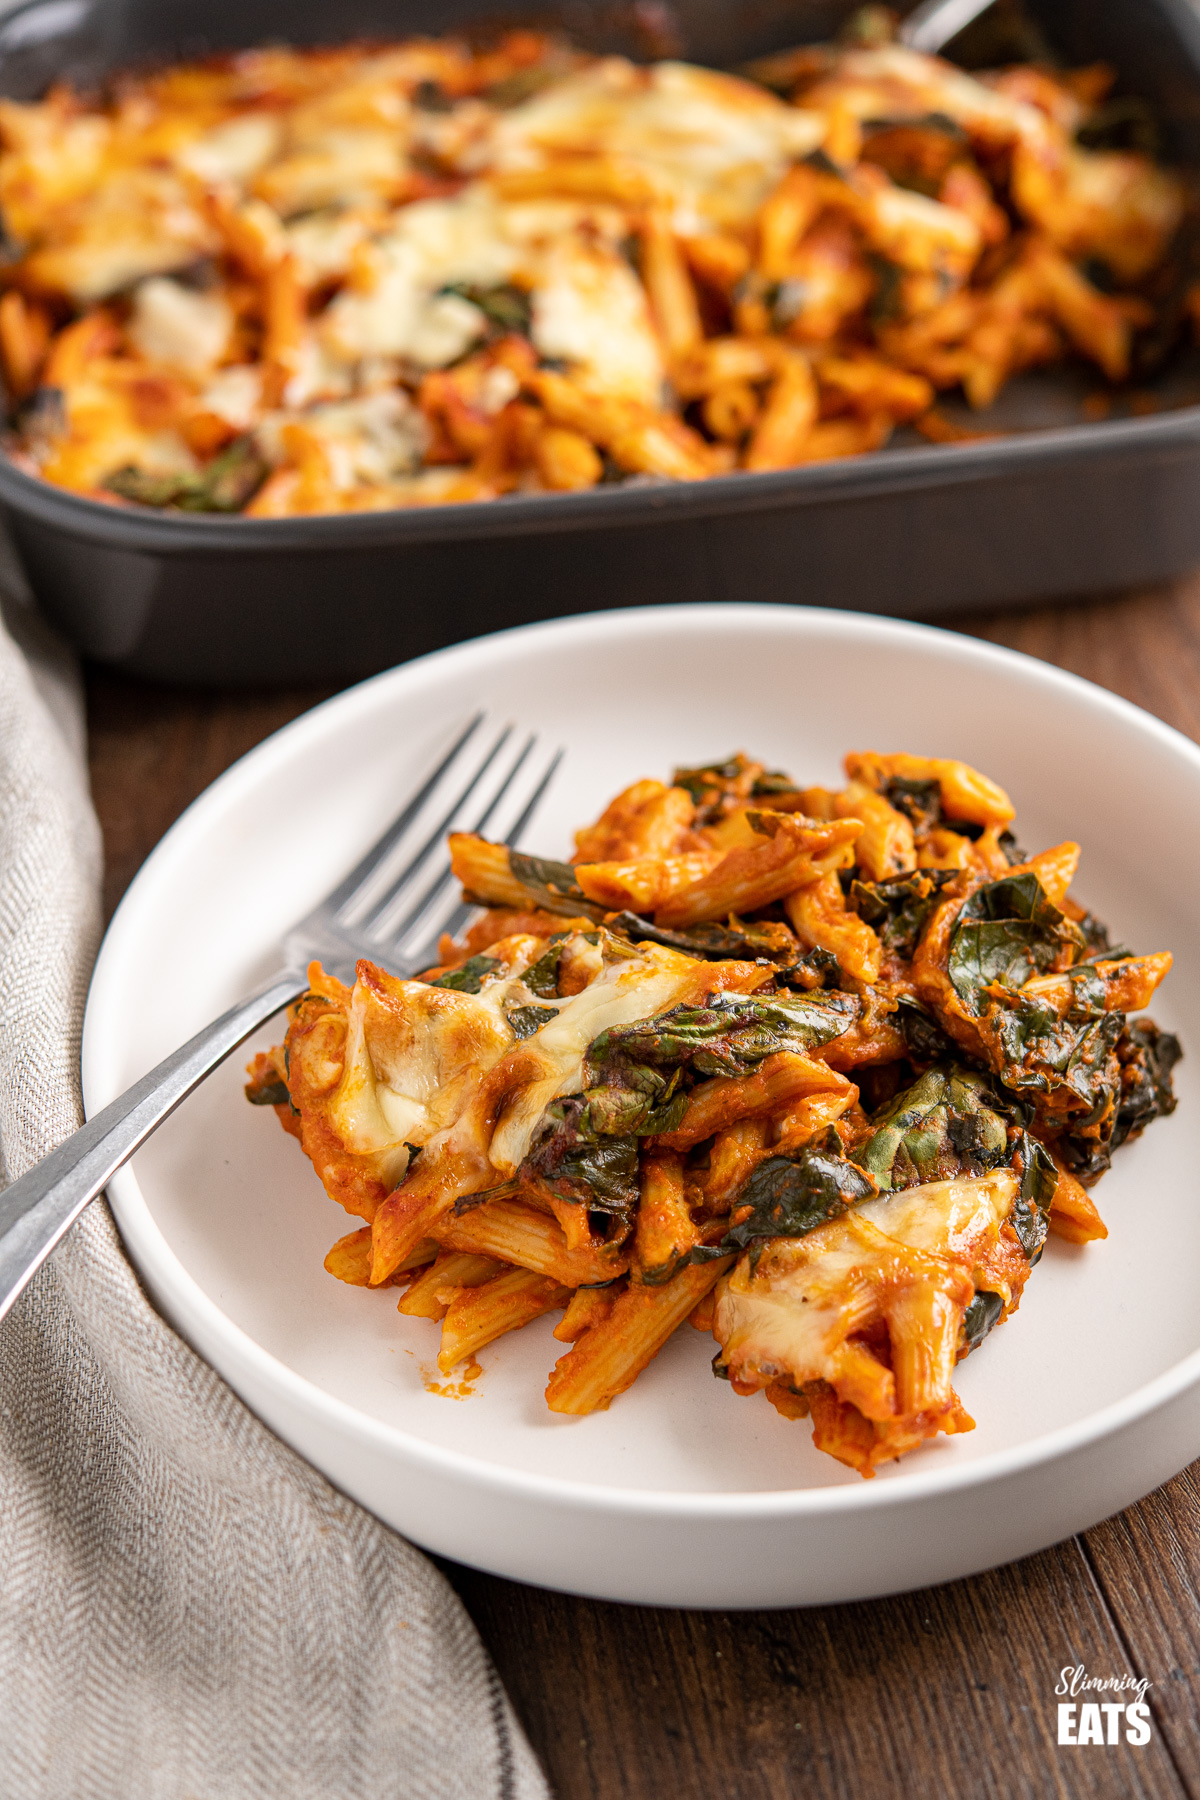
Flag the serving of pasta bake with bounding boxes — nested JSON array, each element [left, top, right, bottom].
[[0, 11, 1192, 515], [246, 747, 1180, 1478]]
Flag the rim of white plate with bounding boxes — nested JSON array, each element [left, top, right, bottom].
[[86, 602, 1200, 1521]]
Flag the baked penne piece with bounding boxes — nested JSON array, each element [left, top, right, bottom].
[[438, 1269, 571, 1373], [546, 1258, 734, 1415]]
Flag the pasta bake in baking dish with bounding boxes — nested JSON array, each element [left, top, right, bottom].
[[0, 13, 1192, 516], [246, 748, 1181, 1477]]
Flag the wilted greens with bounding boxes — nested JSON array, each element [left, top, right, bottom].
[[507, 850, 605, 919], [1009, 1128, 1056, 1261], [851, 1063, 1054, 1260], [858, 1065, 1011, 1191], [519, 938, 565, 997], [672, 755, 759, 825], [693, 1129, 878, 1261], [893, 994, 956, 1062], [522, 1098, 641, 1214], [439, 280, 532, 336], [880, 776, 943, 833], [948, 873, 1085, 1010], [1114, 1018, 1182, 1149], [506, 1002, 559, 1039], [104, 436, 268, 512], [514, 988, 860, 1217], [606, 910, 800, 963], [961, 1288, 1004, 1351], [850, 867, 958, 958], [429, 953, 501, 993], [585, 990, 857, 1086]]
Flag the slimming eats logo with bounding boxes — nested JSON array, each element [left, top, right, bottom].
[[1056, 1666, 1153, 1746]]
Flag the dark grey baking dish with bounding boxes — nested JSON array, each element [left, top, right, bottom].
[[1, 0, 1200, 685]]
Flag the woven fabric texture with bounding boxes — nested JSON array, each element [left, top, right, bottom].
[[0, 603, 548, 1800]]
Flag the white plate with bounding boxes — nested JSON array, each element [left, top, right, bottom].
[[83, 605, 1200, 1608]]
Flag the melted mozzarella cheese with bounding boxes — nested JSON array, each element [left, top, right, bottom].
[[285, 207, 379, 285], [714, 1170, 1017, 1392], [325, 937, 720, 1185], [198, 364, 264, 429], [486, 950, 700, 1174], [322, 188, 519, 364], [327, 973, 514, 1156], [257, 389, 428, 487], [179, 113, 283, 185], [531, 237, 663, 403], [488, 59, 825, 229], [856, 1169, 1017, 1258], [829, 45, 1048, 147], [129, 277, 233, 375], [717, 1216, 891, 1391], [259, 128, 407, 216], [865, 183, 982, 275]]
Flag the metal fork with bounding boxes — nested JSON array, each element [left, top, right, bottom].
[[898, 0, 996, 53], [0, 714, 562, 1324]]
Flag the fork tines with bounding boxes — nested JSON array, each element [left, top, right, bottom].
[[335, 717, 563, 972]]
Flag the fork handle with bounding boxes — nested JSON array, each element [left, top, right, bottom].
[[0, 971, 304, 1325]]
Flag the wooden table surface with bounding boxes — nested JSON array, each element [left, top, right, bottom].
[[85, 583, 1200, 1800]]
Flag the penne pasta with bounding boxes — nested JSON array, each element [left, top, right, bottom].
[[432, 1197, 630, 1288], [5, 28, 1183, 515], [398, 1249, 507, 1321], [438, 1268, 570, 1373], [251, 741, 1180, 1476], [546, 1258, 734, 1415]]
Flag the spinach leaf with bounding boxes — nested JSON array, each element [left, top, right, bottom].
[[520, 1098, 640, 1213], [850, 867, 958, 957], [484, 64, 565, 109], [605, 910, 799, 964], [948, 873, 1085, 1011], [859, 1065, 1009, 1191], [879, 770, 1025, 859], [961, 1288, 1004, 1351], [671, 754, 763, 825], [1076, 910, 1125, 961], [580, 1066, 689, 1137], [245, 1074, 288, 1106], [508, 851, 605, 919], [521, 940, 564, 997], [751, 768, 802, 798], [992, 987, 1123, 1098], [506, 1003, 558, 1040], [1113, 1018, 1182, 1149], [894, 993, 956, 1062], [607, 906, 842, 987], [868, 253, 905, 324], [586, 990, 856, 1086], [104, 436, 268, 513], [1009, 1129, 1056, 1262], [775, 946, 843, 991], [881, 777, 942, 833], [429, 953, 500, 993], [439, 280, 532, 336], [693, 1130, 877, 1259], [966, 960, 1143, 1181], [982, 972, 1127, 1183]]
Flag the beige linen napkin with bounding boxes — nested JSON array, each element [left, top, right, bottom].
[[0, 596, 549, 1800]]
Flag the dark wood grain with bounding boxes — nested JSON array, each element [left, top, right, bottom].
[[955, 582, 1200, 1791], [86, 670, 333, 922], [443, 1543, 1183, 1800], [83, 578, 1200, 1800]]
